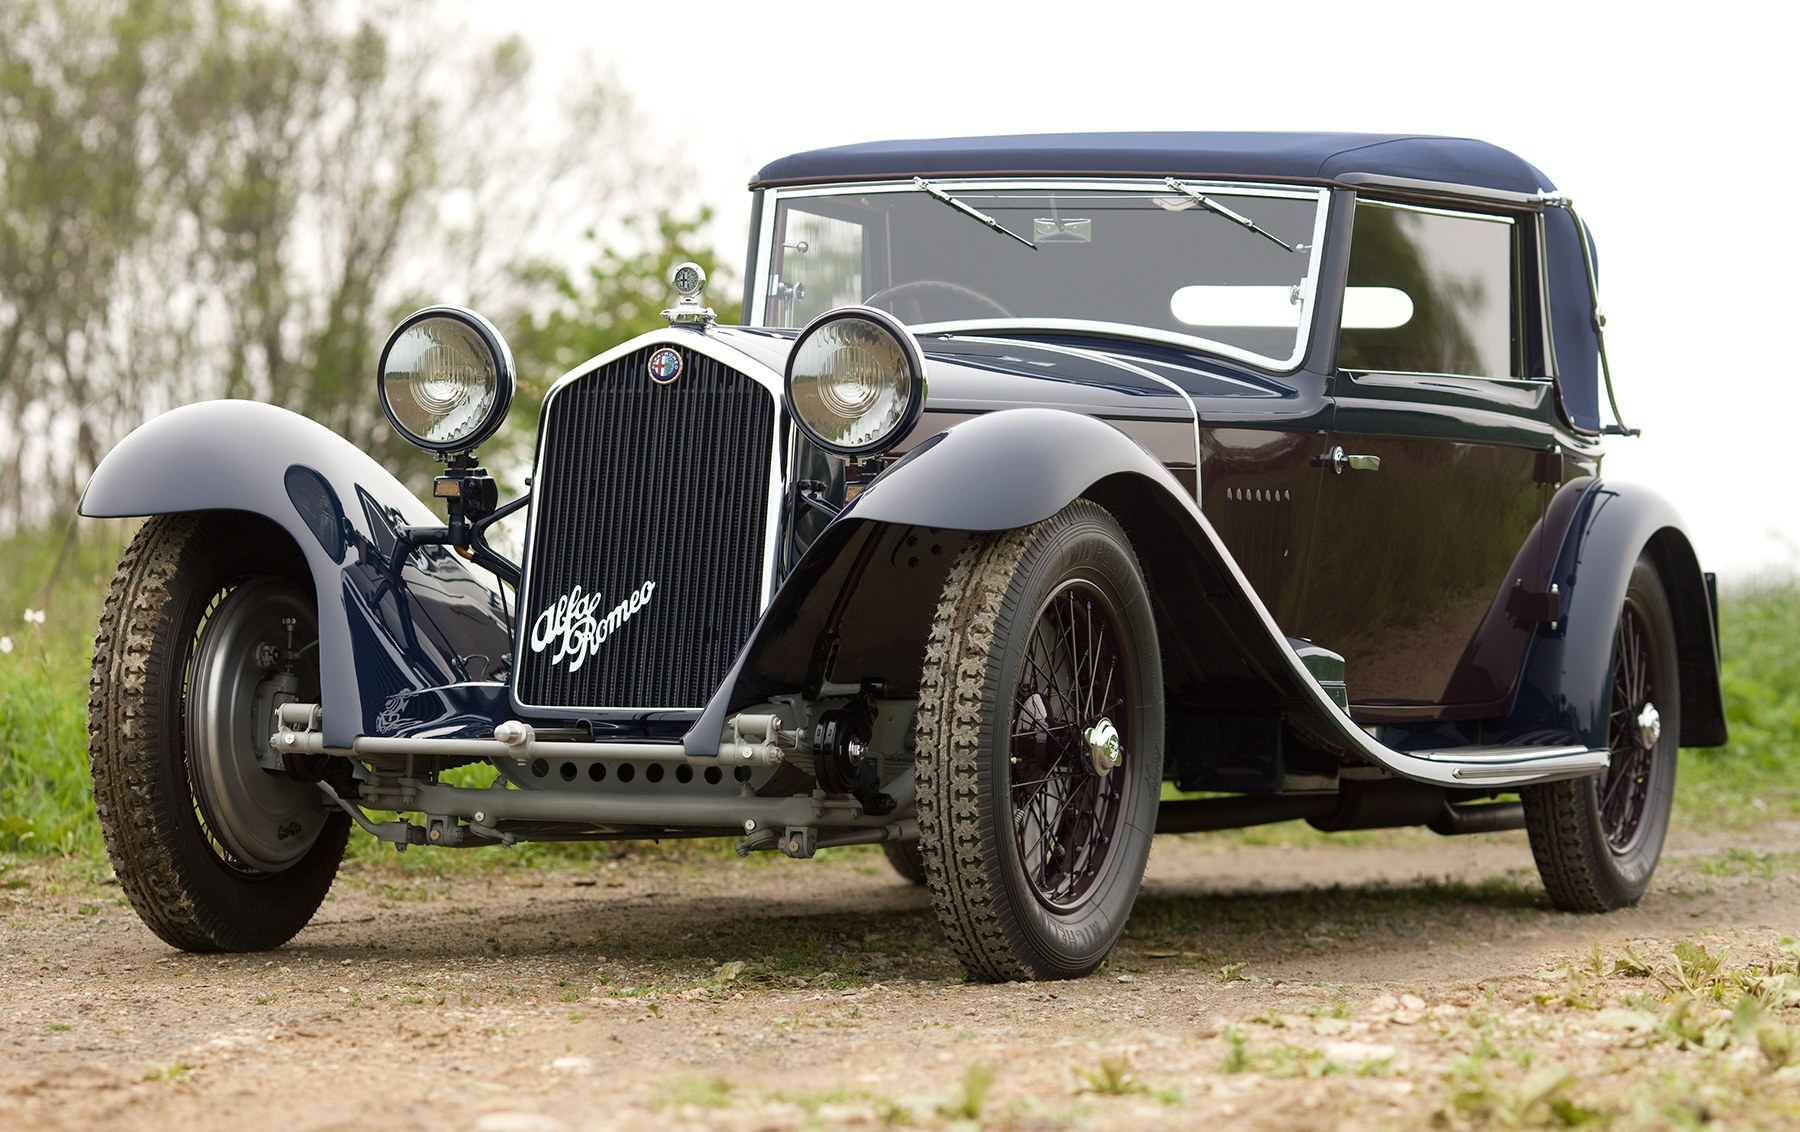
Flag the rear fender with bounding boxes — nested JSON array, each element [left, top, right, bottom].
[[1506, 479, 1726, 749], [80, 401, 513, 748]]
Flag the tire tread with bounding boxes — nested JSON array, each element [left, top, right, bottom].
[[1521, 557, 1678, 913], [917, 525, 1038, 981], [89, 514, 345, 952]]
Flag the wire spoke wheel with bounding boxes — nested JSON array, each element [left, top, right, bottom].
[[916, 501, 1161, 981], [1599, 602, 1658, 852], [1009, 582, 1131, 910], [1523, 555, 1679, 912]]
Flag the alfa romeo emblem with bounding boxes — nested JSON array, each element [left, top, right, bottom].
[[647, 347, 683, 384]]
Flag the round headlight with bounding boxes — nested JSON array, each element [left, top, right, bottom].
[[377, 306, 516, 455], [783, 307, 926, 457]]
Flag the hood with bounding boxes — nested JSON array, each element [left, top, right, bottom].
[[707, 324, 1316, 426]]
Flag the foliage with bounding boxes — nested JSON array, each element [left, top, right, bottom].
[[943, 1060, 996, 1121], [504, 209, 744, 403], [1074, 1055, 1149, 1096], [0, 521, 134, 857], [650, 1075, 734, 1111], [0, 0, 685, 527], [1681, 581, 1800, 824]]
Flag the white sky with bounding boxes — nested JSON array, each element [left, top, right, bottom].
[[478, 0, 1797, 581]]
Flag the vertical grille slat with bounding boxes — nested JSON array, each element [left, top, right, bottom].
[[514, 346, 776, 711]]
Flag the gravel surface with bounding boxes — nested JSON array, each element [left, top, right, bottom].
[[4, 822, 1799, 1131]]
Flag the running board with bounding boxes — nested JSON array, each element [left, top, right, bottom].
[[1280, 641, 1609, 788], [1374, 744, 1610, 787]]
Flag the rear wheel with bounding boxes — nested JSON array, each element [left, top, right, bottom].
[[916, 501, 1162, 981], [89, 513, 347, 952], [1522, 556, 1679, 911]]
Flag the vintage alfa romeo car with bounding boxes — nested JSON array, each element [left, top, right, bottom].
[[82, 132, 1726, 981]]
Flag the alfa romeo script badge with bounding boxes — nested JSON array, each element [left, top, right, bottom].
[[647, 347, 683, 384]]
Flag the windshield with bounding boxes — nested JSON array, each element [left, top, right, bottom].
[[760, 181, 1327, 369]]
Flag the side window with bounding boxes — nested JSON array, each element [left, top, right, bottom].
[[1338, 200, 1516, 378], [772, 210, 865, 328]]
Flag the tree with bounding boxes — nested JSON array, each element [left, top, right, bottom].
[[505, 209, 745, 411], [0, 0, 695, 528]]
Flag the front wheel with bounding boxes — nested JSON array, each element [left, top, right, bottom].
[[1522, 556, 1679, 911], [916, 501, 1162, 981], [881, 840, 928, 886], [89, 513, 348, 952]]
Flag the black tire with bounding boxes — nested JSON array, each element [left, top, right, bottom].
[[881, 840, 928, 885], [916, 500, 1162, 981], [1522, 556, 1679, 911], [89, 512, 348, 952]]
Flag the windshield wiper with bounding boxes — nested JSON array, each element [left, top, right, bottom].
[[913, 178, 1037, 251], [1164, 178, 1294, 253]]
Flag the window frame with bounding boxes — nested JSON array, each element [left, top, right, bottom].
[[754, 179, 1332, 374], [1336, 195, 1552, 384]]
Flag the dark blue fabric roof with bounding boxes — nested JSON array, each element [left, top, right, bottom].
[[753, 132, 1603, 432], [752, 132, 1556, 195]]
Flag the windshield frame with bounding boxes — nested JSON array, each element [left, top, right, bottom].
[[752, 178, 1333, 373]]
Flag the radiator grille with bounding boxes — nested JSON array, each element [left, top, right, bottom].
[[514, 344, 776, 711]]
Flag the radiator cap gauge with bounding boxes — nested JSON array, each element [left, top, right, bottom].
[[661, 261, 716, 327]]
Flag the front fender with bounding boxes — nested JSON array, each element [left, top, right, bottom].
[[1506, 479, 1726, 750], [848, 407, 1177, 530], [82, 401, 513, 748], [688, 408, 1356, 775], [684, 409, 1188, 753]]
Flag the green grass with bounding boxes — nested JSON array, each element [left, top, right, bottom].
[[3, 517, 1796, 861], [0, 519, 134, 857], [1680, 580, 1800, 826], [1425, 938, 1800, 1129]]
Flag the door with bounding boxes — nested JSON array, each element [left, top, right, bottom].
[[1297, 197, 1562, 719]]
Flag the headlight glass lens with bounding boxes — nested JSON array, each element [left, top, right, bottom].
[[378, 311, 514, 453], [786, 310, 924, 456]]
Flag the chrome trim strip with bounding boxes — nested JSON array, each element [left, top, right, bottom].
[[1339, 368, 1552, 385], [908, 317, 1304, 375], [356, 735, 695, 762], [771, 176, 1325, 200], [1088, 453, 1609, 789], [937, 334, 1202, 494], [1336, 172, 1543, 207], [353, 779, 907, 832], [750, 194, 780, 326], [1532, 212, 1558, 382], [1434, 748, 1609, 781], [1354, 197, 1516, 225], [511, 328, 787, 716]]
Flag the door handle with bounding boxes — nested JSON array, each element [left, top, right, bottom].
[[1316, 446, 1381, 475]]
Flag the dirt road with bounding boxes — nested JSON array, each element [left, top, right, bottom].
[[4, 822, 1799, 1130]]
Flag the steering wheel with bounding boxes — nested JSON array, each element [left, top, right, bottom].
[[863, 279, 1013, 322]]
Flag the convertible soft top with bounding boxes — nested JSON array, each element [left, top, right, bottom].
[[751, 132, 1556, 196], [753, 131, 1604, 431]]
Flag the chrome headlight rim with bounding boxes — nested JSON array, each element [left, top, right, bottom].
[[377, 305, 517, 456], [783, 305, 927, 458]]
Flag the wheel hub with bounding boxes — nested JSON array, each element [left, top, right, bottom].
[[1085, 718, 1121, 775], [186, 579, 327, 873], [1636, 702, 1662, 750]]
